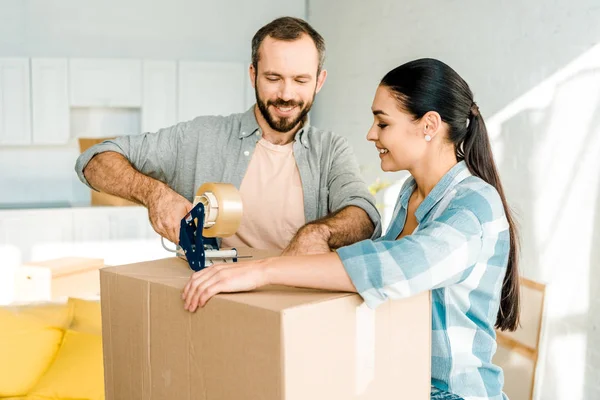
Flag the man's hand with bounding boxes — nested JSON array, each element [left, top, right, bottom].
[[147, 184, 193, 244], [282, 224, 331, 256]]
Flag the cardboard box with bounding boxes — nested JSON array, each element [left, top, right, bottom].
[[78, 137, 137, 207], [18, 257, 104, 302], [100, 249, 431, 399], [78, 137, 113, 154], [90, 190, 137, 207]]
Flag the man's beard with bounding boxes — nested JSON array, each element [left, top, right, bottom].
[[255, 85, 315, 133]]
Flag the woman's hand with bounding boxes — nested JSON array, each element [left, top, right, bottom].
[[181, 252, 356, 312], [181, 259, 271, 312]]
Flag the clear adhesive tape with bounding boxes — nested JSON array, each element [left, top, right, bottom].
[[196, 183, 243, 238]]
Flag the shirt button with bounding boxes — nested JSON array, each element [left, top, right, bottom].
[[241, 131, 246, 136], [256, 131, 261, 136], [244, 151, 250, 156]]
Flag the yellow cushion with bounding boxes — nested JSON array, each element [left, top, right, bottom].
[[0, 302, 72, 397], [29, 330, 104, 400], [68, 297, 101, 335], [2, 302, 73, 329]]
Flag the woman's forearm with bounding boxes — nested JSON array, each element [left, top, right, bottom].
[[263, 252, 358, 293]]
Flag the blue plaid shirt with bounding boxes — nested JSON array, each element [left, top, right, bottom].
[[337, 161, 510, 400]]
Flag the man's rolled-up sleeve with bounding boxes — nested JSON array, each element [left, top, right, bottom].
[[326, 134, 382, 239]]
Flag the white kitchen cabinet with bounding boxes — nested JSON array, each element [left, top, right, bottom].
[[0, 207, 168, 270], [71, 207, 155, 242], [0, 58, 32, 145], [108, 207, 156, 240], [31, 58, 70, 145], [71, 208, 112, 243], [178, 61, 246, 122], [142, 60, 177, 132], [0, 209, 74, 261], [69, 58, 142, 107]]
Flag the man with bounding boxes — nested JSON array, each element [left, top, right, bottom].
[[75, 17, 381, 255]]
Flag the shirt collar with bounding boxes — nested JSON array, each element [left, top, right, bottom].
[[238, 106, 311, 148], [400, 161, 473, 223], [239, 106, 261, 138]]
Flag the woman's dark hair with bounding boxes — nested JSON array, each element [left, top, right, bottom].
[[381, 58, 520, 331]]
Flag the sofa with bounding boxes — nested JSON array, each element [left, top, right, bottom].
[[0, 298, 104, 400]]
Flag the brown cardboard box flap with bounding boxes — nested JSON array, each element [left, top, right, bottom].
[[78, 137, 114, 153], [91, 191, 137, 207]]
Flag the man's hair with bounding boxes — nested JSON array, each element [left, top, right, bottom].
[[251, 17, 326, 73]]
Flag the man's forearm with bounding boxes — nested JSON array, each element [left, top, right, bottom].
[[83, 151, 165, 207], [308, 206, 375, 249]]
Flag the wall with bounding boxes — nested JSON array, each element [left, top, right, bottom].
[[0, 0, 305, 61]]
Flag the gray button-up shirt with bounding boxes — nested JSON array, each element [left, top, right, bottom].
[[75, 106, 382, 238]]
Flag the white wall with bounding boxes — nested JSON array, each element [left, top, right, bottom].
[[308, 1, 600, 399], [0, 0, 305, 61], [0, 0, 306, 206]]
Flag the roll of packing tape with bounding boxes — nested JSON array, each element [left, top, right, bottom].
[[196, 183, 243, 238]]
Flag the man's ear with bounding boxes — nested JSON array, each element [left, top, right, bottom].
[[315, 69, 327, 94], [249, 64, 257, 89]]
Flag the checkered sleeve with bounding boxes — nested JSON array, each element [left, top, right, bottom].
[[336, 207, 483, 309]]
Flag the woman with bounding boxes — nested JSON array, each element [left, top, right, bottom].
[[182, 58, 520, 400]]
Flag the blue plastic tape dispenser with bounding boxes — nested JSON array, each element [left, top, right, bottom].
[[171, 183, 243, 272]]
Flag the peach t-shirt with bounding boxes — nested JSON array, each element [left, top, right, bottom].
[[221, 138, 305, 250]]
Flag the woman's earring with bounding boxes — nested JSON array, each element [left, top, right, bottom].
[[424, 125, 431, 142]]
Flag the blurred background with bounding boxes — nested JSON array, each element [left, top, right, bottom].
[[0, 1, 598, 399]]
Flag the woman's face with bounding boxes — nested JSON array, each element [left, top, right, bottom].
[[366, 85, 429, 172]]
